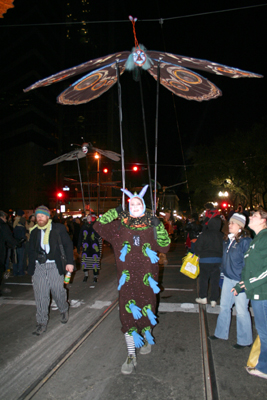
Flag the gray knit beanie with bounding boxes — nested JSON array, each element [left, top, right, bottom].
[[230, 213, 246, 228]]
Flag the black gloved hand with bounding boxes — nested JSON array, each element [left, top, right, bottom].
[[116, 205, 123, 214], [116, 205, 125, 219], [151, 216, 160, 227]]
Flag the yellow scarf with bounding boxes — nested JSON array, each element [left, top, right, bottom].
[[30, 219, 52, 245]]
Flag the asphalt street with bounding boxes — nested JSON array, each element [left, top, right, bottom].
[[0, 240, 266, 400]]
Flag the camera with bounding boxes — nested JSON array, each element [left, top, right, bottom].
[[37, 248, 47, 264]]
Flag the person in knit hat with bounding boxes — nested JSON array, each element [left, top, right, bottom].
[[229, 213, 247, 228], [28, 205, 74, 335], [209, 213, 253, 349]]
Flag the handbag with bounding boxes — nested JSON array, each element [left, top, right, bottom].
[[180, 252, 200, 279], [247, 335, 261, 368]]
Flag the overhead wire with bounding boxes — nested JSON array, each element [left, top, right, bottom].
[[0, 4, 266, 27]]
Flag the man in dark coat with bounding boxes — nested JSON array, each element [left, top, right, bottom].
[[28, 205, 74, 335], [0, 211, 19, 296]]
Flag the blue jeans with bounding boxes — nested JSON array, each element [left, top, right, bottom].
[[215, 276, 253, 346], [251, 299, 267, 373]]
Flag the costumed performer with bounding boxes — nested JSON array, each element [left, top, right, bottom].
[[94, 184, 170, 375], [77, 214, 102, 284]]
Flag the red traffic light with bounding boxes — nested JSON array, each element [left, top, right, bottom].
[[57, 192, 63, 199], [103, 168, 108, 174], [222, 202, 227, 208], [132, 165, 139, 172]]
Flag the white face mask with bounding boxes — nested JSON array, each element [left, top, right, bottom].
[[129, 197, 145, 218]]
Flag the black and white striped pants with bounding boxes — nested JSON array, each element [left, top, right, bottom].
[[32, 261, 68, 325]]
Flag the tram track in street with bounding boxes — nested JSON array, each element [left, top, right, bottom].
[[15, 241, 218, 400], [17, 300, 219, 400], [199, 304, 219, 400], [18, 299, 119, 400]]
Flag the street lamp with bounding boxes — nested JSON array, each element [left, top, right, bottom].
[[218, 191, 229, 197], [94, 153, 100, 216]]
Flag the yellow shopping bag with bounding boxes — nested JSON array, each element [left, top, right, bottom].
[[247, 335, 261, 368], [180, 252, 200, 279]]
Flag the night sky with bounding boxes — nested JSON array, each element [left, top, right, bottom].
[[1, 1, 266, 206]]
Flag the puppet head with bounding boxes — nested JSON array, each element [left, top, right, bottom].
[[121, 185, 148, 218]]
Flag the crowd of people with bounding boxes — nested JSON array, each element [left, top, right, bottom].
[[1, 199, 267, 380], [182, 202, 267, 380], [0, 209, 103, 283]]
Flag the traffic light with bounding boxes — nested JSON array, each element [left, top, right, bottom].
[[57, 192, 63, 199], [103, 168, 109, 174], [132, 165, 139, 172], [221, 202, 227, 209]]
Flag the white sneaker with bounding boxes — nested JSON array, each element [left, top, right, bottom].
[[195, 297, 207, 304], [210, 301, 217, 308], [121, 355, 137, 375], [140, 341, 152, 355], [246, 367, 267, 380]]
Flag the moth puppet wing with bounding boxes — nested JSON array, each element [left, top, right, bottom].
[[88, 144, 121, 162], [147, 61, 221, 102], [24, 51, 130, 93], [147, 51, 263, 79], [43, 150, 86, 166], [146, 50, 263, 101]]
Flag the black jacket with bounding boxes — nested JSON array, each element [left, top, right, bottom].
[[28, 222, 74, 276], [0, 218, 18, 265], [185, 221, 202, 240], [195, 217, 223, 259]]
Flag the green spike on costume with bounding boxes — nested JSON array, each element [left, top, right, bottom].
[[125, 299, 137, 313], [142, 243, 151, 257], [156, 222, 171, 247], [122, 270, 130, 281], [98, 208, 118, 225], [118, 270, 130, 290], [143, 273, 153, 286], [141, 327, 155, 345], [142, 243, 159, 263], [120, 241, 131, 262], [142, 304, 152, 317], [128, 327, 144, 348]]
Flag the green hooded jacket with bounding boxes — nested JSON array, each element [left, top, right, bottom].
[[234, 228, 267, 300]]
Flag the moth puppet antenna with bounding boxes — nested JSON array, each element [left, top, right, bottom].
[[129, 16, 139, 50], [126, 16, 152, 70]]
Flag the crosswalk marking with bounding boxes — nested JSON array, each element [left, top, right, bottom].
[[164, 288, 193, 291], [0, 298, 254, 316]]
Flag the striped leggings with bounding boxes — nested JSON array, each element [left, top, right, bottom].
[[32, 262, 68, 325]]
